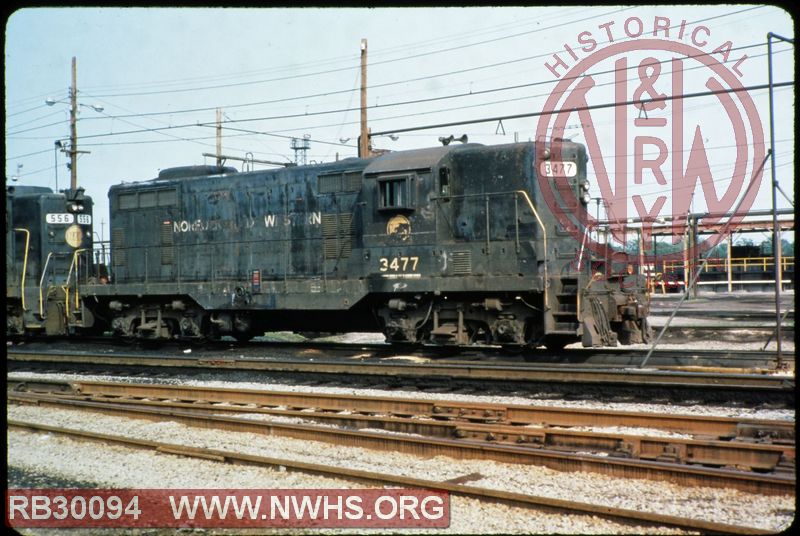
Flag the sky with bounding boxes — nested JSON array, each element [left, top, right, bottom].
[[4, 6, 795, 246]]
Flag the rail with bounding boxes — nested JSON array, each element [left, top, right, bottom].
[[7, 350, 794, 393], [7, 418, 777, 534]]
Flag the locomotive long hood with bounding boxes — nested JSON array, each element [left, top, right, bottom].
[[364, 143, 482, 175]]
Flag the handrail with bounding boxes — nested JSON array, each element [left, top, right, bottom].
[[514, 190, 548, 309], [61, 249, 86, 316], [432, 189, 550, 307], [13, 229, 31, 311], [663, 256, 795, 272], [575, 226, 592, 322], [39, 252, 55, 318]]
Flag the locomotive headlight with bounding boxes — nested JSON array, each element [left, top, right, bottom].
[[581, 192, 591, 205], [579, 180, 589, 192], [541, 148, 551, 160], [68, 203, 85, 213]]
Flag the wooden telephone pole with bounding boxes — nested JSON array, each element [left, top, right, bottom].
[[67, 56, 91, 191], [216, 108, 223, 166], [69, 57, 78, 190], [359, 38, 370, 158]]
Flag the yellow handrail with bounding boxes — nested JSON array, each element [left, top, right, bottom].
[[39, 252, 55, 318], [663, 256, 795, 273], [61, 249, 86, 317], [515, 190, 548, 309], [13, 229, 31, 311]]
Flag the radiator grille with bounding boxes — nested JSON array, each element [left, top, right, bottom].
[[161, 222, 174, 265], [318, 175, 341, 194], [112, 228, 125, 266], [322, 213, 354, 259], [452, 251, 472, 274], [318, 171, 362, 194], [343, 171, 362, 191]]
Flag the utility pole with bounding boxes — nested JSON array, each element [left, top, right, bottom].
[[69, 56, 78, 190], [65, 56, 91, 191], [359, 38, 369, 158], [766, 32, 794, 365], [216, 108, 223, 167]]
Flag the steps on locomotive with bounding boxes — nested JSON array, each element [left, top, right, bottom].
[[552, 276, 579, 332]]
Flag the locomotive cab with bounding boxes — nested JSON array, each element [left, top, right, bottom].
[[6, 186, 100, 336]]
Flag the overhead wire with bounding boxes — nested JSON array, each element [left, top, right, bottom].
[[85, 8, 633, 98], [71, 10, 775, 123], [79, 7, 591, 94], [7, 7, 781, 149], [32, 44, 791, 144], [7, 6, 791, 182], [110, 6, 757, 99]]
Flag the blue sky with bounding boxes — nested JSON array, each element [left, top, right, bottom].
[[5, 6, 795, 244]]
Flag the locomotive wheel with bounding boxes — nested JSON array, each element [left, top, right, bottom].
[[465, 321, 492, 345], [200, 317, 221, 342]]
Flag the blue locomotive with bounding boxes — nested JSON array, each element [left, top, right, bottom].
[[6, 185, 99, 336], [8, 140, 652, 349]]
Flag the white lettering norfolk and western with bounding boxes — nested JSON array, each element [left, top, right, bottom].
[[172, 212, 322, 233]]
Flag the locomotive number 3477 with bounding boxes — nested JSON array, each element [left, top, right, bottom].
[[379, 256, 419, 272]]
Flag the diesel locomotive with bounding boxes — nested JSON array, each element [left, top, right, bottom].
[[7, 140, 652, 349], [6, 185, 98, 336]]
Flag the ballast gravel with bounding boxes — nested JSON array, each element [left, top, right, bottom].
[[6, 430, 684, 536], [7, 404, 794, 534], [8, 370, 795, 422]]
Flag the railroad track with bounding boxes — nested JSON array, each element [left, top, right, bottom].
[[9, 338, 794, 370], [8, 379, 795, 497], [7, 349, 795, 407], [8, 419, 775, 535], [8, 379, 794, 534]]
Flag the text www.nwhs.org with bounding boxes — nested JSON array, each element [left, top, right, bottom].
[[6, 489, 450, 528]]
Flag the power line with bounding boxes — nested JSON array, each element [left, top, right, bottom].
[[85, 6, 760, 100], [6, 120, 69, 136], [8, 75, 793, 148], [23, 77, 795, 149], [77, 39, 778, 124], [8, 10, 781, 145], [2, 9, 584, 113], [74, 13, 778, 124], [6, 147, 56, 160], [86, 8, 632, 99], [54, 45, 792, 145], [6, 103, 49, 118], [3, 5, 771, 122], [218, 125, 357, 148], [369, 81, 796, 137], [6, 110, 64, 130], [78, 7, 591, 95], [234, 71, 794, 137]]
